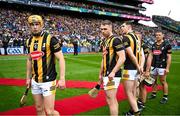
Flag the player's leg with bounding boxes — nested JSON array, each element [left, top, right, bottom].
[[122, 70, 140, 115], [33, 94, 45, 115], [160, 75, 168, 95], [31, 79, 45, 115], [148, 68, 158, 99], [139, 83, 147, 103], [44, 94, 59, 115], [148, 75, 158, 99], [159, 68, 168, 104], [103, 77, 120, 116], [105, 89, 118, 115], [138, 83, 146, 111], [42, 80, 59, 115], [123, 80, 139, 114]]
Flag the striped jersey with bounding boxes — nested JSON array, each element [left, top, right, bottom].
[[26, 32, 61, 83], [123, 32, 142, 70], [102, 35, 124, 77]]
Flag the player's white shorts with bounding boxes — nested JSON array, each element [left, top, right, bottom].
[[31, 79, 56, 96], [122, 70, 138, 80], [151, 67, 166, 76], [103, 76, 121, 90]]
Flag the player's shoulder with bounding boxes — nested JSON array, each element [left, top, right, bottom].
[[113, 35, 122, 40], [26, 35, 33, 46], [43, 31, 57, 40], [112, 35, 123, 43]]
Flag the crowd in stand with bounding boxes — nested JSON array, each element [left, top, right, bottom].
[[158, 15, 180, 26], [32, 0, 148, 17], [0, 6, 180, 54]]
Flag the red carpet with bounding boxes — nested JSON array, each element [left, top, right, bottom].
[[0, 78, 162, 115], [0, 78, 97, 88]]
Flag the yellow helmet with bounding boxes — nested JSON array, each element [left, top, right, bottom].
[[28, 15, 43, 26]]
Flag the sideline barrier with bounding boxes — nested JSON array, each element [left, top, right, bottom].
[[0, 46, 24, 55]]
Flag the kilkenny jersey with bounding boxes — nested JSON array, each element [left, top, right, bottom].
[[102, 35, 124, 77], [142, 42, 150, 56], [151, 41, 172, 68], [123, 32, 142, 70], [26, 32, 61, 83]]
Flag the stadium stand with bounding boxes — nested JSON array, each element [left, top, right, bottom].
[[153, 15, 180, 34], [0, 0, 179, 55]]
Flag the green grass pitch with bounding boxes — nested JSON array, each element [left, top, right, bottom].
[[0, 51, 180, 115]]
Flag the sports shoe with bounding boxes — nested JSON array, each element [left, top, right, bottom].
[[160, 97, 168, 104], [148, 94, 156, 100], [123, 110, 134, 116], [137, 101, 145, 111], [134, 111, 141, 116]]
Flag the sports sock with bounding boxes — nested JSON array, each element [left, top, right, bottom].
[[95, 84, 100, 90], [163, 94, 168, 98], [152, 92, 157, 96]]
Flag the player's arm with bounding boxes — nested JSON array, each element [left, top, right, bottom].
[[165, 45, 172, 74], [140, 48, 145, 71], [99, 59, 104, 80], [26, 38, 32, 87], [123, 36, 141, 73], [26, 54, 32, 87], [54, 51, 65, 88], [108, 38, 125, 79], [110, 50, 125, 77], [126, 47, 141, 69], [165, 53, 171, 74], [51, 36, 66, 89], [145, 50, 153, 76]]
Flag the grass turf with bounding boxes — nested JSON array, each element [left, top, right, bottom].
[[0, 51, 180, 115]]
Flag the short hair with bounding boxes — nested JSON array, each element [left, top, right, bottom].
[[120, 20, 134, 26], [155, 30, 163, 34], [134, 31, 141, 34], [101, 20, 112, 26]]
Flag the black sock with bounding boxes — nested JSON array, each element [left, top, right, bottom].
[[152, 92, 157, 96], [137, 99, 143, 104], [129, 109, 133, 114], [163, 95, 168, 98], [95, 84, 100, 90]]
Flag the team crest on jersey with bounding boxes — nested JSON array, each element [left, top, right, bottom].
[[30, 51, 44, 60], [153, 50, 162, 55]]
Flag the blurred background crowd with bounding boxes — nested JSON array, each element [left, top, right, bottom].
[[0, 0, 179, 54]]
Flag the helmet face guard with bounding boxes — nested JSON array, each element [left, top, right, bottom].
[[28, 15, 43, 26]]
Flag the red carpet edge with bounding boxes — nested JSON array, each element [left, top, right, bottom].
[[0, 78, 162, 115]]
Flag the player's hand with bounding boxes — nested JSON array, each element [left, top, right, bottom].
[[144, 71, 150, 77], [165, 68, 169, 75], [99, 74, 103, 81], [108, 71, 115, 81], [137, 66, 143, 75], [26, 78, 31, 87], [102, 48, 108, 56], [140, 66, 144, 73], [56, 79, 66, 90]]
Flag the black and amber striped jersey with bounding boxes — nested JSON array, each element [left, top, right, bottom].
[[151, 41, 172, 68], [142, 42, 150, 56], [142, 42, 150, 70], [123, 32, 142, 70], [102, 35, 124, 77], [27, 32, 61, 83]]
